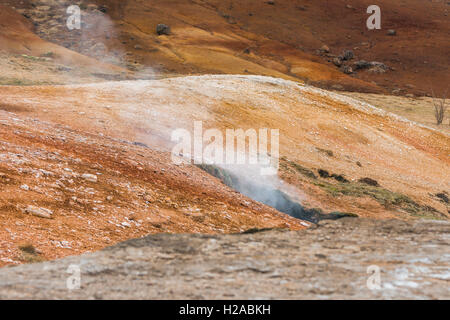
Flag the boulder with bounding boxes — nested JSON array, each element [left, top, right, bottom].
[[341, 65, 353, 74], [156, 24, 171, 35], [342, 50, 354, 61], [332, 57, 343, 67], [353, 60, 371, 70], [319, 45, 330, 53], [358, 177, 379, 187]]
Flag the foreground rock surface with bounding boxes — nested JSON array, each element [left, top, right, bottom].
[[0, 218, 448, 299]]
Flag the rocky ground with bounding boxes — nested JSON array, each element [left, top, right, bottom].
[[0, 218, 448, 299], [0, 108, 305, 267], [0, 75, 448, 268]]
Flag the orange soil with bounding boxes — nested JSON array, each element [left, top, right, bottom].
[[1, 76, 448, 224], [0, 109, 305, 266], [2, 0, 448, 94]]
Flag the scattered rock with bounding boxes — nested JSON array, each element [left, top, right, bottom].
[[317, 170, 349, 183], [387, 29, 397, 36], [332, 57, 343, 67], [331, 84, 344, 91], [81, 173, 98, 183], [319, 45, 330, 53], [358, 177, 379, 187], [98, 5, 108, 13], [143, 194, 155, 203], [342, 50, 354, 61], [156, 24, 171, 36], [436, 192, 449, 204], [36, 5, 51, 12], [353, 60, 372, 70], [316, 148, 334, 157], [354, 61, 389, 74], [20, 184, 30, 191], [24, 206, 53, 219], [318, 169, 330, 178], [368, 62, 389, 73], [331, 174, 349, 183], [341, 65, 353, 74]]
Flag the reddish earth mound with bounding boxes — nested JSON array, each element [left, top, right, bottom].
[[1, 76, 448, 225]]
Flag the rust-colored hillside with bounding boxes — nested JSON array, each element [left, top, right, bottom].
[[1, 0, 448, 94]]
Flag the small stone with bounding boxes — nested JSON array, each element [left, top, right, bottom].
[[331, 84, 344, 91], [341, 65, 353, 74], [342, 50, 354, 61], [332, 57, 343, 67], [24, 206, 53, 219], [320, 45, 330, 53], [353, 60, 371, 70], [387, 29, 397, 36], [20, 184, 29, 191], [358, 177, 379, 187], [81, 173, 98, 183], [156, 24, 171, 36]]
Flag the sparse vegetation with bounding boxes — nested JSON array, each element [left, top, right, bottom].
[[41, 51, 54, 58], [0, 77, 56, 86], [435, 192, 449, 204], [196, 164, 234, 187], [315, 180, 443, 219], [18, 243, 45, 264], [316, 148, 334, 157], [280, 158, 317, 179], [431, 89, 447, 125]]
